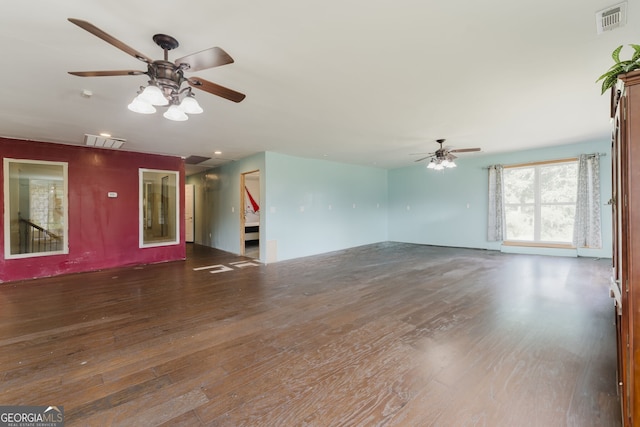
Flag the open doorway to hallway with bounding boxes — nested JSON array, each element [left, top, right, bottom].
[[241, 170, 260, 259]]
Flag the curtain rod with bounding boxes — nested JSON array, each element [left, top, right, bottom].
[[484, 152, 608, 169]]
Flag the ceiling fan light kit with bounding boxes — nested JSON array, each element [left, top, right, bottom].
[[427, 157, 457, 170], [416, 139, 480, 171], [163, 104, 189, 122], [127, 97, 156, 114], [137, 84, 169, 106], [179, 94, 204, 114], [67, 18, 245, 123]]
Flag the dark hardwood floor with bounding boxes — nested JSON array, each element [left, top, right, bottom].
[[0, 243, 620, 426]]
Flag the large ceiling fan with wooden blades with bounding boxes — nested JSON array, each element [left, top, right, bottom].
[[67, 18, 245, 120], [413, 139, 480, 170]]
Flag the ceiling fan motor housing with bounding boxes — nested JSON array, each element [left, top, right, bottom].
[[149, 61, 184, 102]]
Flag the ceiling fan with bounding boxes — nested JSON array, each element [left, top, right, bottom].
[[414, 139, 481, 170], [67, 18, 245, 121]]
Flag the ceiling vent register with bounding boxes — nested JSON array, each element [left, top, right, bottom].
[[596, 2, 627, 34], [84, 134, 126, 149]]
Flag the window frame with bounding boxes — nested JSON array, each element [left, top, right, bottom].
[[503, 158, 578, 247], [139, 168, 180, 248], [3, 158, 69, 259]]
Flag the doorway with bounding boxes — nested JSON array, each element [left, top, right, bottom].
[[185, 184, 194, 243], [240, 170, 260, 259]]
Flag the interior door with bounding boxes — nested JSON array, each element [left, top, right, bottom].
[[185, 184, 194, 243], [240, 171, 260, 258]]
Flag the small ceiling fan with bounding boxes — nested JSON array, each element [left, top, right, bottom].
[[67, 18, 245, 120], [413, 139, 481, 170]]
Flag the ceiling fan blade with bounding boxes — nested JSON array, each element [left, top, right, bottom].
[[449, 148, 481, 153], [188, 77, 246, 103], [175, 47, 234, 71], [68, 18, 153, 64], [448, 153, 458, 160], [414, 156, 432, 162], [68, 70, 146, 77]]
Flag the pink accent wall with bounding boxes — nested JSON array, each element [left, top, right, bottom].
[[0, 138, 186, 283]]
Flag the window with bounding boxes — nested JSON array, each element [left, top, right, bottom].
[[503, 160, 578, 244], [140, 169, 179, 247], [4, 158, 68, 258]]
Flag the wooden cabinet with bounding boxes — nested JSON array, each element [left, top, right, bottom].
[[612, 69, 640, 426]]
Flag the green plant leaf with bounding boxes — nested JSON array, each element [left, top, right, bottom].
[[596, 67, 618, 81], [601, 74, 618, 94], [605, 60, 630, 72], [612, 45, 624, 63], [597, 44, 640, 95], [597, 64, 625, 82], [631, 44, 640, 62]]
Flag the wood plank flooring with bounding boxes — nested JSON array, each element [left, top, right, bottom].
[[0, 243, 620, 426]]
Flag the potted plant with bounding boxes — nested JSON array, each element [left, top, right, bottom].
[[597, 44, 640, 94]]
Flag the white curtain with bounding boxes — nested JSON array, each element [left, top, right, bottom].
[[488, 165, 506, 241], [572, 154, 602, 248]]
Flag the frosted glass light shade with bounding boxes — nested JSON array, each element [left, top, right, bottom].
[[163, 104, 188, 121], [138, 85, 169, 106], [179, 96, 203, 114], [127, 97, 156, 114], [427, 161, 436, 169]]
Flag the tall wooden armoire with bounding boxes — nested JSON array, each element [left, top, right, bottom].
[[612, 69, 640, 426]]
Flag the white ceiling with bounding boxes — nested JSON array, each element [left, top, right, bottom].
[[0, 1, 637, 174]]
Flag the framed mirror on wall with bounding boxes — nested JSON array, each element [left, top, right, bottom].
[[139, 169, 179, 247], [3, 158, 69, 259]]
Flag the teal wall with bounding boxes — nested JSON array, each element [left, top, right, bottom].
[[187, 152, 266, 257], [189, 151, 388, 262], [263, 152, 388, 261], [193, 140, 612, 262], [388, 139, 612, 258]]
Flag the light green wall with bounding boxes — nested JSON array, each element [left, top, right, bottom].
[[186, 152, 266, 257], [188, 151, 388, 262], [191, 140, 612, 262], [388, 139, 612, 258], [263, 152, 388, 261]]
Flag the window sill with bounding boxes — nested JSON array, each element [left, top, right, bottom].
[[500, 243, 578, 258], [502, 241, 575, 250]]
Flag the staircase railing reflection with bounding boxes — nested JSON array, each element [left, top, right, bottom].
[[18, 215, 61, 254]]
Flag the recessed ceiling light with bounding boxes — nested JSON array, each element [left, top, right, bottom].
[[214, 151, 222, 155], [100, 132, 111, 138]]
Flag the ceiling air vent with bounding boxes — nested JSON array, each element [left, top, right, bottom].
[[185, 155, 211, 164], [596, 2, 627, 34], [84, 134, 126, 149]]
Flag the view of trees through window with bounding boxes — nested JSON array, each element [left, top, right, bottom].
[[504, 161, 578, 243]]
